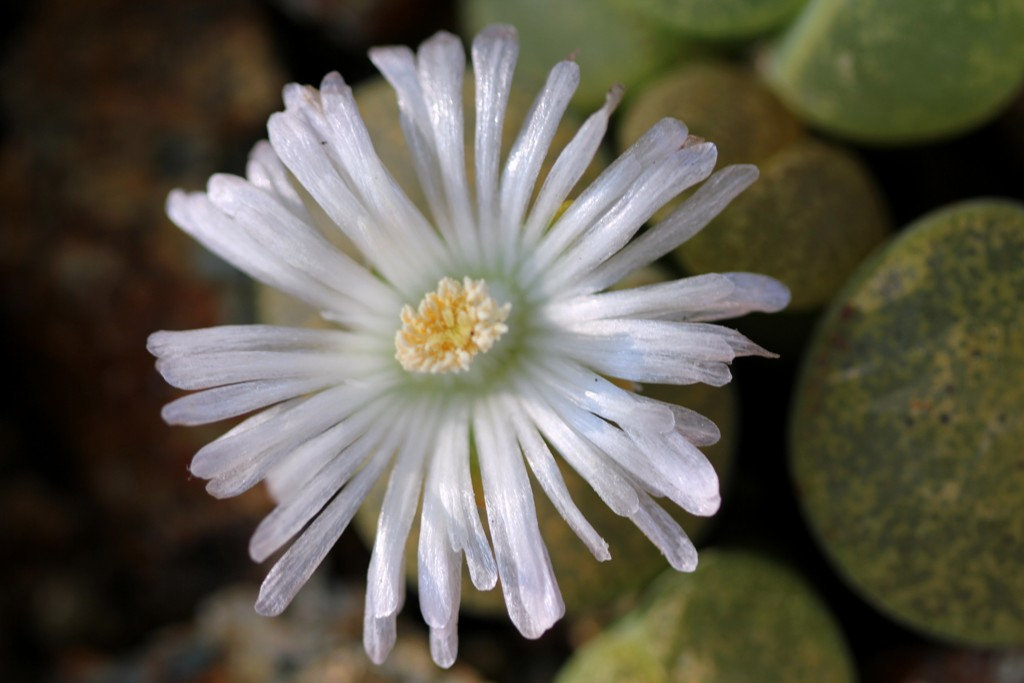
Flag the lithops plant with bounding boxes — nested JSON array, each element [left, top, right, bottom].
[[766, 0, 1024, 144], [622, 0, 809, 42], [557, 549, 855, 683], [791, 199, 1024, 645]]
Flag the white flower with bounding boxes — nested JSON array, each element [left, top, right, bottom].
[[148, 24, 790, 667]]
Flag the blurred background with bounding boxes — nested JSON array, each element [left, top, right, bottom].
[[1, 0, 1022, 681]]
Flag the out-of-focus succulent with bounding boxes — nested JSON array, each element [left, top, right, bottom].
[[791, 199, 1024, 645], [766, 0, 1024, 144], [620, 0, 809, 41], [557, 550, 855, 683]]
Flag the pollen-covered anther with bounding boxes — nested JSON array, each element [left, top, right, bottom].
[[396, 276, 511, 374]]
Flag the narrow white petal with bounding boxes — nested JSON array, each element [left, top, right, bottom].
[[429, 616, 459, 669], [148, 325, 355, 358], [565, 318, 772, 360], [472, 24, 518, 233], [551, 319, 776, 386], [167, 190, 347, 313], [191, 381, 386, 489], [245, 140, 306, 219], [627, 489, 699, 572], [581, 164, 759, 294], [543, 273, 736, 324], [527, 358, 675, 434], [503, 397, 610, 561], [255, 442, 394, 617], [433, 407, 498, 590], [540, 143, 718, 296], [684, 273, 792, 321], [369, 44, 452, 241], [634, 395, 722, 447], [542, 390, 672, 500], [366, 409, 431, 619], [161, 377, 336, 426], [517, 383, 640, 516], [267, 111, 419, 292], [418, 472, 462, 628], [497, 60, 579, 263], [524, 117, 689, 282], [622, 426, 721, 517], [249, 408, 392, 562], [318, 72, 449, 268], [155, 350, 362, 391], [417, 31, 478, 260], [207, 173, 398, 311], [474, 399, 564, 639], [263, 409, 377, 506], [364, 612, 398, 665], [522, 84, 623, 246]]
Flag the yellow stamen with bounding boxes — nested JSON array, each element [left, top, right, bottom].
[[395, 276, 511, 374]]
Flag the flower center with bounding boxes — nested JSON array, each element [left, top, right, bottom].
[[395, 276, 511, 374]]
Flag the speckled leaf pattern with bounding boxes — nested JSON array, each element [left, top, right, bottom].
[[791, 199, 1024, 645]]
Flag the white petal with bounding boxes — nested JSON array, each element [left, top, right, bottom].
[[504, 397, 610, 561], [634, 395, 722, 447], [581, 164, 759, 294], [522, 84, 623, 246], [317, 72, 449, 268], [516, 382, 640, 516], [368, 44, 452, 242], [418, 471, 462, 628], [255, 442, 394, 617], [554, 320, 733, 385], [191, 382, 385, 490], [497, 60, 579, 265], [541, 390, 671, 500], [154, 350, 361, 391], [161, 377, 337, 425], [527, 358, 675, 434], [366, 411, 430, 619], [429, 616, 459, 669], [245, 140, 306, 219], [543, 273, 736, 323], [622, 426, 721, 516], [167, 190, 347, 313], [540, 142, 718, 296], [266, 111, 419, 293], [363, 612, 397, 665], [433, 406, 498, 590], [208, 173, 397, 310], [683, 273, 792, 321], [474, 399, 564, 639], [472, 24, 518, 234], [148, 325, 355, 357], [523, 117, 689, 282], [627, 488, 699, 572], [249, 408, 391, 562], [416, 31, 478, 260]]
